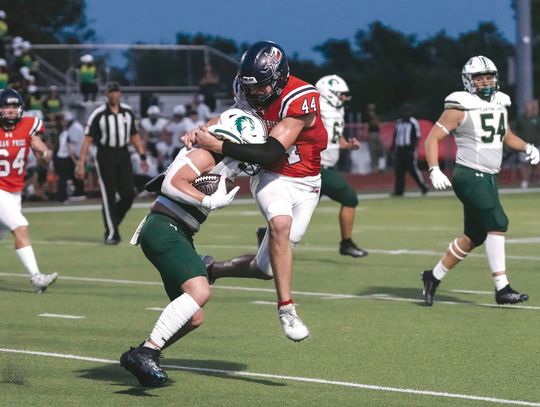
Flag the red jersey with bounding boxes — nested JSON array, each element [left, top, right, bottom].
[[0, 116, 44, 192], [259, 76, 327, 177]]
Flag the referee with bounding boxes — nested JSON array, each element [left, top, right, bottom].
[[390, 103, 428, 196], [76, 82, 148, 244]]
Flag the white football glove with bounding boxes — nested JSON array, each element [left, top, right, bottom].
[[525, 143, 540, 165], [429, 166, 452, 190], [200, 176, 240, 210]]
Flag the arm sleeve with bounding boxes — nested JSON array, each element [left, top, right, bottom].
[[221, 137, 286, 165]]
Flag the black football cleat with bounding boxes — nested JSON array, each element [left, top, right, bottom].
[[339, 240, 369, 258], [256, 227, 267, 247], [199, 254, 216, 285], [421, 270, 440, 306], [495, 285, 529, 305], [120, 346, 168, 387]]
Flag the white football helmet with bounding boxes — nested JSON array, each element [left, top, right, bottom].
[[316, 74, 351, 108], [462, 56, 499, 99], [80, 54, 94, 64], [208, 108, 267, 145], [146, 105, 161, 117]]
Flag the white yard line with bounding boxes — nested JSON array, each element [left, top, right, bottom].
[[0, 348, 538, 406], [38, 313, 85, 319], [1, 272, 539, 310], [2, 239, 540, 261]]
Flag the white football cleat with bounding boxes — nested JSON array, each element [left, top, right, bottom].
[[278, 304, 309, 342], [31, 272, 58, 293]]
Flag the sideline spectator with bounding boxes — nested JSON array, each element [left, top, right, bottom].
[[162, 104, 187, 151], [390, 103, 428, 196], [0, 10, 7, 59], [198, 64, 219, 111], [75, 82, 148, 245], [25, 84, 43, 113], [193, 93, 213, 122], [365, 103, 383, 172], [43, 85, 63, 125], [512, 99, 540, 188], [78, 54, 98, 102], [0, 58, 8, 89], [139, 105, 167, 158], [54, 111, 85, 202]]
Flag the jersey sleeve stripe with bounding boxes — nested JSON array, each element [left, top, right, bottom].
[[29, 117, 43, 136], [279, 85, 318, 118]]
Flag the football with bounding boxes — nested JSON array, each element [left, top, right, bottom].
[[192, 173, 235, 195]]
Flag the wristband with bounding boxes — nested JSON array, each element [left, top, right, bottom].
[[139, 153, 147, 161]]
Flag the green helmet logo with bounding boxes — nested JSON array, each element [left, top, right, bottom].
[[234, 116, 256, 136]]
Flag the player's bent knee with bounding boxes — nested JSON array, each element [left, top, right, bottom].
[[468, 231, 487, 247], [341, 189, 358, 207]]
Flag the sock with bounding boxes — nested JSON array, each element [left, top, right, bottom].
[[278, 299, 294, 309], [15, 246, 40, 277], [485, 234, 507, 290], [432, 261, 449, 281], [145, 293, 201, 350], [493, 273, 509, 291]]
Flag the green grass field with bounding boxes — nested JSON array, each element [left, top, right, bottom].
[[1, 192, 539, 406]]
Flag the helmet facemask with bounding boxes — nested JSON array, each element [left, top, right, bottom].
[[316, 75, 351, 108], [461, 56, 499, 101], [238, 41, 290, 110], [0, 90, 24, 127]]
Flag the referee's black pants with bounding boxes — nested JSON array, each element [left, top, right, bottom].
[[95, 147, 135, 241], [393, 146, 428, 196]]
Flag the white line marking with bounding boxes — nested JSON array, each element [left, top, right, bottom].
[[146, 307, 164, 312], [251, 301, 276, 305], [19, 187, 540, 214], [450, 289, 492, 295], [1, 272, 539, 310], [3, 239, 540, 262], [0, 348, 538, 406], [38, 313, 85, 319]]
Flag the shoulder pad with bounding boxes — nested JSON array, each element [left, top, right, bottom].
[[493, 91, 511, 107], [444, 91, 511, 110], [444, 91, 476, 110]]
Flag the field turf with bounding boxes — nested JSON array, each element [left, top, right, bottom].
[[1, 192, 539, 406]]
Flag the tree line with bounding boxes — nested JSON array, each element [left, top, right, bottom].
[[5, 0, 540, 121]]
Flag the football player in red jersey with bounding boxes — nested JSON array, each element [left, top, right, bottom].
[[0, 89, 58, 293], [185, 41, 327, 342]]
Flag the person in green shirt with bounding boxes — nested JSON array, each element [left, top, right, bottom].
[[78, 54, 98, 102], [0, 10, 8, 59]]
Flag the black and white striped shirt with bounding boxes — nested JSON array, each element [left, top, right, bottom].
[[393, 117, 421, 147], [85, 103, 137, 148]]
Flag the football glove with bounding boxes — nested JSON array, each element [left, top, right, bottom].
[[429, 166, 452, 190], [200, 176, 240, 210], [525, 143, 540, 165]]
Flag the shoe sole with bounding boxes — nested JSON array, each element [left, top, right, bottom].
[[120, 353, 167, 387], [339, 251, 369, 258], [32, 275, 58, 293]]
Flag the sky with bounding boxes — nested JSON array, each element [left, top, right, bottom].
[[86, 0, 517, 63]]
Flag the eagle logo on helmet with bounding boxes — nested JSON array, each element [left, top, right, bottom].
[[263, 47, 282, 74]]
